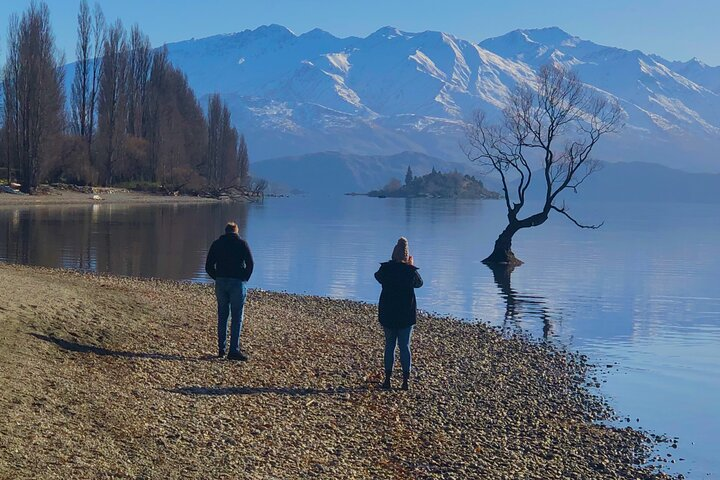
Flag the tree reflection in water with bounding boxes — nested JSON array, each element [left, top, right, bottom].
[[486, 263, 559, 340]]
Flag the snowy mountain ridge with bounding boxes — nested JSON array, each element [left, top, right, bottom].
[[150, 25, 720, 171]]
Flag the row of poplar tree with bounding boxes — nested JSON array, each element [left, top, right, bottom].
[[1, 1, 250, 194]]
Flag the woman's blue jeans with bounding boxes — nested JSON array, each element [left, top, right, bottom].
[[215, 278, 247, 354], [383, 325, 414, 375]]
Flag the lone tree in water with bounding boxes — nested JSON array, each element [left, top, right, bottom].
[[464, 64, 623, 265]]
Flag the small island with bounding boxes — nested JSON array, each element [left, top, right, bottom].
[[367, 166, 500, 199]]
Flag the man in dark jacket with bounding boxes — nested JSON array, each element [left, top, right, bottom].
[[205, 222, 254, 360]]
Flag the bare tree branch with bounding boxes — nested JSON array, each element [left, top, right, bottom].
[[551, 203, 604, 229], [463, 62, 623, 263]]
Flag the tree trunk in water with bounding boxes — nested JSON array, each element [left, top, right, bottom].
[[482, 223, 523, 265]]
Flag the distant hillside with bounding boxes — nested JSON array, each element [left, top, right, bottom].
[[61, 24, 720, 170], [251, 151, 484, 194], [369, 170, 500, 199], [516, 161, 720, 204], [127, 24, 720, 170]]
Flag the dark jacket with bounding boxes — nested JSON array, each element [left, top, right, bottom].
[[205, 233, 254, 281], [374, 261, 423, 329]]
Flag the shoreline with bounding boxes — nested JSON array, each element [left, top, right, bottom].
[[0, 264, 677, 479], [0, 185, 246, 207]]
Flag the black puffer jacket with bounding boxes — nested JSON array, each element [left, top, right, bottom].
[[205, 233, 254, 281], [374, 261, 423, 328]]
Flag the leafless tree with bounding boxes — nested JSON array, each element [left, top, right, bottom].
[[70, 1, 104, 177], [250, 177, 268, 194], [2, 15, 20, 185], [207, 93, 241, 189], [464, 64, 623, 265], [3, 1, 65, 193], [144, 47, 168, 182], [96, 19, 128, 186], [70, 0, 90, 137], [144, 48, 207, 187], [127, 24, 151, 137], [206, 94, 223, 189], [237, 134, 249, 187], [87, 3, 104, 171]]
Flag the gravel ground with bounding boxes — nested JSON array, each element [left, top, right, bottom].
[[0, 265, 677, 479]]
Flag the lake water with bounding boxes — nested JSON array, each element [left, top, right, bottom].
[[1, 195, 718, 478]]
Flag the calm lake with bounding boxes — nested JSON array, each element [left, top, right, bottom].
[[1, 195, 718, 477]]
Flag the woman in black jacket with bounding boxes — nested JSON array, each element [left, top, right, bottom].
[[374, 237, 423, 390]]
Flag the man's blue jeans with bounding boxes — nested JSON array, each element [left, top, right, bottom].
[[383, 326, 414, 375], [215, 278, 247, 354]]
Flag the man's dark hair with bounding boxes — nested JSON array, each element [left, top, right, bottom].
[[225, 222, 239, 234]]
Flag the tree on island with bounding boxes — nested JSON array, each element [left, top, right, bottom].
[[405, 165, 413, 185], [369, 170, 499, 199], [464, 64, 623, 265]]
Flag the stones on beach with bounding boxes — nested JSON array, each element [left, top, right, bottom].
[[0, 265, 680, 479]]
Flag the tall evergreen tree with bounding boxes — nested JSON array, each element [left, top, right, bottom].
[[405, 165, 413, 185]]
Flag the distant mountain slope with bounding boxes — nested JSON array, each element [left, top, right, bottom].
[[164, 25, 720, 171], [480, 28, 720, 136], [251, 151, 483, 194], [652, 56, 720, 94], [568, 162, 720, 203], [65, 25, 720, 172], [516, 161, 720, 204]]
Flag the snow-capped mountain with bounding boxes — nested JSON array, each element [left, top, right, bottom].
[[156, 25, 720, 171]]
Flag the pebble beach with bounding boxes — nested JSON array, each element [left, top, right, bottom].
[[0, 265, 677, 479]]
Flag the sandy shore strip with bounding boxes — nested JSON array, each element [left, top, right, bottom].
[[0, 265, 677, 479], [0, 186, 221, 207]]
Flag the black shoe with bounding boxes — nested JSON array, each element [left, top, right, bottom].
[[218, 349, 226, 358], [227, 351, 248, 361], [381, 370, 392, 390], [401, 372, 410, 391]]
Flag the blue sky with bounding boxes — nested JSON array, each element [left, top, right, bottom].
[[0, 0, 718, 65]]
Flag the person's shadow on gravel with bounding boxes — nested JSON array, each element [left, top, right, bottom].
[[168, 385, 371, 397], [31, 333, 207, 362]]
